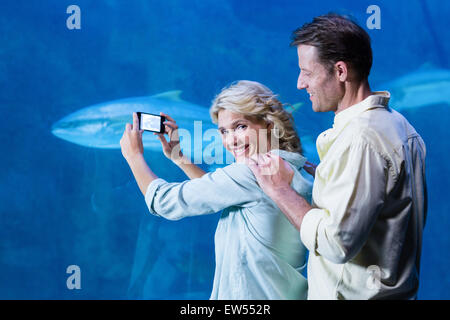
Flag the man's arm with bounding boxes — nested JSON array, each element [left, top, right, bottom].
[[248, 153, 312, 231], [250, 141, 388, 264], [268, 184, 312, 231]]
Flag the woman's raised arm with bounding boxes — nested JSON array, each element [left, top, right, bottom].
[[120, 112, 159, 196], [155, 112, 206, 179]]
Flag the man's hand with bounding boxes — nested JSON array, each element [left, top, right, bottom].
[[248, 153, 294, 199], [120, 112, 144, 163], [248, 152, 313, 231]]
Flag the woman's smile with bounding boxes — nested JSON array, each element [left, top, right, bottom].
[[232, 144, 250, 157]]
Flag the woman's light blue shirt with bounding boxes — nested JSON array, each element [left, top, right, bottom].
[[145, 149, 312, 299]]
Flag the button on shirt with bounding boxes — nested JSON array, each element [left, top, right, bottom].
[[300, 91, 427, 300], [145, 150, 313, 299]]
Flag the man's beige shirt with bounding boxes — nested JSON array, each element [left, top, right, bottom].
[[301, 91, 427, 299]]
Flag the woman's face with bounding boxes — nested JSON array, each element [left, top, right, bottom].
[[217, 109, 271, 163]]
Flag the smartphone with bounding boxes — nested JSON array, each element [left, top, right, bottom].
[[137, 112, 166, 133]]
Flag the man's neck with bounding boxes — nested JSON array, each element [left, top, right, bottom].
[[335, 79, 372, 115]]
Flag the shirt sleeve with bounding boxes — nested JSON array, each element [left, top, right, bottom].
[[300, 137, 388, 264], [145, 163, 262, 220]]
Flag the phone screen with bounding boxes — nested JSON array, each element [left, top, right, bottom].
[[138, 113, 164, 133]]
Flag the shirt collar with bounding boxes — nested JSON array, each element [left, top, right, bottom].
[[333, 91, 390, 130], [270, 149, 307, 169]]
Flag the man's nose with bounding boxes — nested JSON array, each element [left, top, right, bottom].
[[297, 74, 307, 90]]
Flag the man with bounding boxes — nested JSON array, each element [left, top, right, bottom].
[[249, 14, 427, 299]]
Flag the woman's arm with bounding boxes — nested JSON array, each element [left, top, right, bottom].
[[120, 113, 262, 221], [120, 112, 159, 196], [156, 112, 206, 179], [146, 163, 262, 220], [174, 157, 207, 179], [126, 153, 158, 196]]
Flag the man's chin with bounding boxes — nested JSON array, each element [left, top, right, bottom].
[[312, 103, 328, 113], [311, 104, 321, 112]]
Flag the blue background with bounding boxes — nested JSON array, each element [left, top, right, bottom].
[[0, 0, 449, 299]]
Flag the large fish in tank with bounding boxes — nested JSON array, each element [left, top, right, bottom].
[[383, 65, 450, 111], [51, 90, 310, 164], [51, 90, 219, 153]]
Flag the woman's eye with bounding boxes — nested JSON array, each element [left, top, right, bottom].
[[236, 124, 247, 130]]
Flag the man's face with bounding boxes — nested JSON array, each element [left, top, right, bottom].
[[296, 45, 343, 113]]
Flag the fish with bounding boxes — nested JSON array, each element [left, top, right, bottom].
[[51, 90, 227, 160], [382, 64, 450, 111], [52, 90, 311, 165]]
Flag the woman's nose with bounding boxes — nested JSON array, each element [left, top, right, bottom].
[[226, 131, 237, 147]]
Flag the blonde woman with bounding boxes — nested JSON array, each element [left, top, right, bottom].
[[120, 80, 312, 299]]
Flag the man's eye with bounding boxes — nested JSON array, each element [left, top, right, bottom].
[[300, 69, 310, 75]]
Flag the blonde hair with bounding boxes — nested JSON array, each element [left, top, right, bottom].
[[210, 80, 302, 154]]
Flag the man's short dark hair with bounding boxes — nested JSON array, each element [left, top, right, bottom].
[[291, 13, 373, 81]]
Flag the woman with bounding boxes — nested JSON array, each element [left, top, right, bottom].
[[120, 80, 312, 299]]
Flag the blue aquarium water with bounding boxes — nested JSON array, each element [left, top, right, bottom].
[[0, 0, 449, 299]]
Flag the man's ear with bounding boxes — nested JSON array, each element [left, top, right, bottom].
[[335, 61, 348, 82]]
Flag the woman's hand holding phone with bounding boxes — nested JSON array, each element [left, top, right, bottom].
[[154, 112, 186, 165], [120, 112, 144, 163]]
